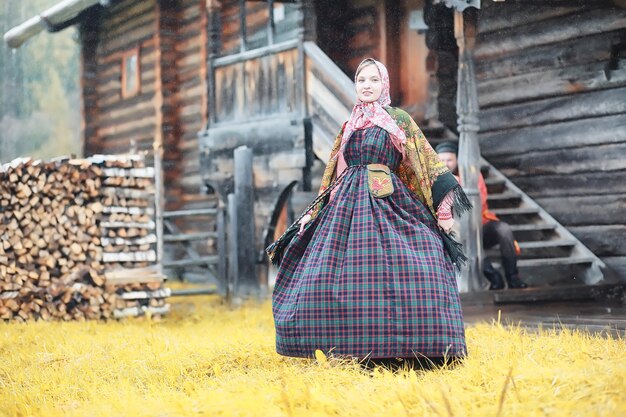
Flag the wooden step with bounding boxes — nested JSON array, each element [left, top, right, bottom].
[[492, 256, 597, 286], [487, 239, 576, 259], [164, 232, 217, 243], [509, 223, 558, 241], [490, 207, 540, 223], [517, 239, 576, 250], [491, 207, 539, 216], [484, 177, 506, 194], [516, 256, 595, 267], [487, 191, 521, 201], [510, 224, 557, 232], [487, 191, 522, 208]]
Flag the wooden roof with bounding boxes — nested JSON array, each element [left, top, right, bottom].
[[3, 0, 108, 48]]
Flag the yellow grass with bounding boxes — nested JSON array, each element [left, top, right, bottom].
[[1, 293, 625, 417]]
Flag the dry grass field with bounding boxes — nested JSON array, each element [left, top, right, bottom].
[[0, 290, 624, 417]]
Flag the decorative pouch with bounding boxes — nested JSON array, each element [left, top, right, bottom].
[[366, 163, 394, 198]]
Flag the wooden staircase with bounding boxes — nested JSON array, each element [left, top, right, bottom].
[[291, 41, 608, 292], [481, 158, 604, 287]]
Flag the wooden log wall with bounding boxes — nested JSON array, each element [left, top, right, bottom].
[[475, 1, 626, 280], [218, 0, 302, 56], [176, 0, 211, 209], [92, 0, 159, 156], [213, 48, 299, 123], [80, 0, 213, 211]]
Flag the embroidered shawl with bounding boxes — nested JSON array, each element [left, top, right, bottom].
[[311, 107, 470, 222]]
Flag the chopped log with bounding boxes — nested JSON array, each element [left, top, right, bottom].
[[0, 154, 163, 322]]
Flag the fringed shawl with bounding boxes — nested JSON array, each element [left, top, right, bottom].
[[310, 107, 472, 267], [312, 107, 470, 220]]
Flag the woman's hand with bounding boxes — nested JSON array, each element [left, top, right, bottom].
[[438, 218, 455, 234], [298, 214, 312, 234]]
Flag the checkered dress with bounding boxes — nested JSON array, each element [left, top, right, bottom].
[[273, 127, 466, 359]]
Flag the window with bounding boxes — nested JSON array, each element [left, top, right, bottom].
[[121, 48, 140, 98]]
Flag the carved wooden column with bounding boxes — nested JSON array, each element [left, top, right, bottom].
[[454, 8, 483, 292]]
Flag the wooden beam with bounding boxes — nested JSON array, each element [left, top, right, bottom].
[[475, 9, 626, 59], [154, 0, 165, 274]]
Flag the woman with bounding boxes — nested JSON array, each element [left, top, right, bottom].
[[272, 58, 470, 368]]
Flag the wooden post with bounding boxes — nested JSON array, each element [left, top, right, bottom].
[[205, 0, 220, 127], [234, 146, 258, 297], [217, 202, 227, 293], [154, 1, 165, 275], [267, 0, 275, 46], [455, 10, 483, 292], [239, 0, 247, 53], [227, 193, 238, 302]]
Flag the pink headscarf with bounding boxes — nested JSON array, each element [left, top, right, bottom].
[[337, 59, 407, 160]]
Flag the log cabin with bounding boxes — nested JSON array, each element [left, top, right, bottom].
[[4, 0, 626, 292]]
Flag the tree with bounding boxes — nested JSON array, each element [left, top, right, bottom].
[[0, 0, 80, 162]]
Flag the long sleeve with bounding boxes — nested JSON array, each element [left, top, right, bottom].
[[436, 191, 454, 220]]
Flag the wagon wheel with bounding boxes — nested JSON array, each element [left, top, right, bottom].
[[259, 181, 300, 286]]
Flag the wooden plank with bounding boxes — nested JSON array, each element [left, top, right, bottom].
[[517, 239, 576, 250], [489, 143, 626, 177], [214, 38, 299, 67], [102, 235, 158, 246], [475, 30, 621, 81], [480, 114, 626, 157], [535, 194, 626, 226], [163, 232, 217, 243], [102, 0, 155, 31], [480, 87, 626, 132], [162, 256, 220, 267], [490, 207, 539, 216], [202, 115, 302, 154], [102, 251, 157, 263], [569, 226, 626, 256], [510, 171, 626, 198], [163, 208, 218, 218], [478, 63, 626, 107], [475, 8, 626, 59], [169, 287, 219, 297], [100, 221, 156, 229], [478, 4, 587, 34], [516, 257, 596, 267]]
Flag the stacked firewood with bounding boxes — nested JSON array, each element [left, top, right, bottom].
[[0, 155, 168, 321], [104, 267, 170, 319]]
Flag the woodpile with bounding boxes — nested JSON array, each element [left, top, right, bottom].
[[0, 155, 168, 321]]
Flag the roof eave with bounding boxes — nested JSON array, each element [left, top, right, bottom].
[[3, 0, 106, 49]]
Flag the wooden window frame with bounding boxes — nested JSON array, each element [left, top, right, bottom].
[[121, 47, 141, 99]]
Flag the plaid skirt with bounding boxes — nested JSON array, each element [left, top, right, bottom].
[[272, 128, 466, 359]]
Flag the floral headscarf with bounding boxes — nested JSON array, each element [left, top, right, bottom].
[[337, 59, 407, 159]]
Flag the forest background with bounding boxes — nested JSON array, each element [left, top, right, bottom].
[[0, 0, 80, 163]]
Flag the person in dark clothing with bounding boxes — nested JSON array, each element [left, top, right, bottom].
[[436, 142, 528, 290]]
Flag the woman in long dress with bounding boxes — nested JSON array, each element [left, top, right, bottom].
[[272, 58, 471, 367]]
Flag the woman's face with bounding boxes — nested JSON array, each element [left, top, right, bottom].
[[355, 64, 382, 103]]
